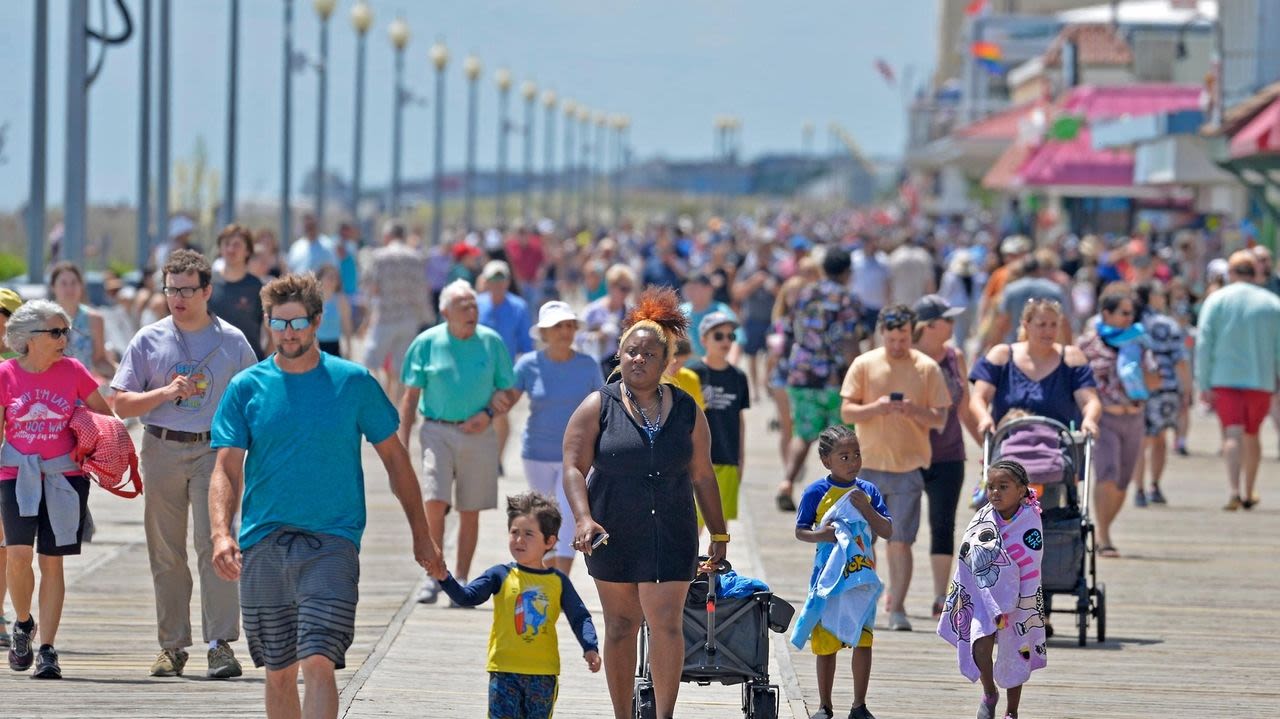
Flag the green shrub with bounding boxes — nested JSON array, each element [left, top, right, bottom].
[[0, 253, 28, 282]]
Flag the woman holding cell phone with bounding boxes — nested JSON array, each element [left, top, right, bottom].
[[562, 288, 728, 719]]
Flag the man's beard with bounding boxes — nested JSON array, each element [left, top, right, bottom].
[[278, 338, 314, 359]]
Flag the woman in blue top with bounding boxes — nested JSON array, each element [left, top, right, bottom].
[[510, 301, 604, 573], [969, 297, 1101, 439]]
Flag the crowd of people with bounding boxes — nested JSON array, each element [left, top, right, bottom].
[[0, 206, 1277, 719]]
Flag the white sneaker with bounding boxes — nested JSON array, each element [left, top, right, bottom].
[[416, 578, 440, 604], [887, 611, 912, 631]]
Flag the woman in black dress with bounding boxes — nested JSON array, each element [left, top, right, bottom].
[[563, 288, 728, 719]]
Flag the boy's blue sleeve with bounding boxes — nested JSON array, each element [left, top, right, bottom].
[[859, 480, 891, 521], [795, 481, 824, 529], [558, 572, 599, 654], [440, 565, 508, 607]]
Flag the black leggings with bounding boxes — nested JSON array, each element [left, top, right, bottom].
[[922, 460, 965, 557]]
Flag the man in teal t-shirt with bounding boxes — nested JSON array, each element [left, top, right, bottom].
[[209, 273, 440, 717], [680, 272, 743, 362], [399, 278, 516, 605]]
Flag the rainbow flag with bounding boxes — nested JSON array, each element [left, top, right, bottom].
[[971, 41, 1004, 75]]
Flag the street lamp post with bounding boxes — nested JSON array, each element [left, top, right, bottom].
[[387, 17, 409, 216], [430, 42, 449, 246], [609, 114, 624, 223], [349, 1, 372, 219], [131, 0, 148, 274], [281, 0, 295, 245], [494, 68, 512, 228], [576, 106, 590, 225], [561, 98, 575, 228], [313, 0, 335, 227], [27, 0, 49, 281], [541, 90, 556, 220], [463, 55, 481, 232], [521, 81, 537, 224], [593, 111, 606, 224], [220, 0, 239, 229]]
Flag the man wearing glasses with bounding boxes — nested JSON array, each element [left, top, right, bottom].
[[111, 249, 258, 678], [208, 274, 441, 718], [840, 305, 951, 632]]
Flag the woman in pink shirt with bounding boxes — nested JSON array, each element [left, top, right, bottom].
[[0, 300, 111, 679]]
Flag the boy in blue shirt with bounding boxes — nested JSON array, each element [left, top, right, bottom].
[[433, 492, 601, 718], [795, 426, 893, 719]]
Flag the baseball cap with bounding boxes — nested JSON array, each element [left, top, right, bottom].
[[480, 259, 511, 281], [168, 215, 196, 240], [1000, 234, 1032, 256], [913, 294, 965, 323], [532, 301, 579, 333], [698, 311, 739, 338], [0, 288, 23, 315]]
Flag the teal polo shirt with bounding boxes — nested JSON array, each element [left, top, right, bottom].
[[401, 323, 515, 421]]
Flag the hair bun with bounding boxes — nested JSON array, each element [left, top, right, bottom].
[[622, 287, 689, 338]]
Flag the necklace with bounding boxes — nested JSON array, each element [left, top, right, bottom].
[[624, 383, 663, 445]]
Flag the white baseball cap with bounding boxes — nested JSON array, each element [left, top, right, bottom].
[[530, 300, 579, 338]]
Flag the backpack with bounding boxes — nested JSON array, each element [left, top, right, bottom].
[[68, 406, 142, 498]]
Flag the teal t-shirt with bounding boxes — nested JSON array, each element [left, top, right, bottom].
[[211, 352, 399, 551], [401, 324, 516, 421]]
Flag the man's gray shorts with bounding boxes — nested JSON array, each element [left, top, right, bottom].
[[861, 468, 924, 544], [241, 528, 360, 671]]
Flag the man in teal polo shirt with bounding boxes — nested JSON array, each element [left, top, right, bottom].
[[399, 279, 516, 604]]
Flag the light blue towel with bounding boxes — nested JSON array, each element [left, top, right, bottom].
[[791, 493, 883, 649]]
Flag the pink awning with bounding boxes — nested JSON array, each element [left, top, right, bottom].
[[1021, 127, 1135, 187], [1229, 97, 1280, 159]]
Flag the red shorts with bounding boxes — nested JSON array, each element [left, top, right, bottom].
[[1213, 388, 1274, 434]]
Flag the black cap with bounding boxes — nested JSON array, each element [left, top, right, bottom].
[[913, 294, 965, 323]]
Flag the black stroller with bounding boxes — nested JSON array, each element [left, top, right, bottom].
[[633, 561, 795, 718], [985, 415, 1106, 646]]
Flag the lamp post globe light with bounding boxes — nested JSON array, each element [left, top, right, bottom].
[[313, 0, 336, 227], [561, 98, 576, 227], [575, 105, 590, 225], [541, 89, 557, 218], [349, 1, 372, 220], [521, 80, 537, 223], [387, 16, 409, 216], [430, 42, 449, 246], [463, 55, 482, 232], [494, 67, 512, 228]]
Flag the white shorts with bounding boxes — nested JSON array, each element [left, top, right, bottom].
[[522, 459, 577, 559], [361, 320, 421, 378]]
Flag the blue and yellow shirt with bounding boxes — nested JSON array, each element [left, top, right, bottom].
[[441, 563, 598, 675], [795, 475, 890, 585]]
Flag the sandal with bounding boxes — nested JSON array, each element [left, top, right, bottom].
[[1242, 495, 1260, 510], [1098, 545, 1120, 558], [776, 493, 796, 512]]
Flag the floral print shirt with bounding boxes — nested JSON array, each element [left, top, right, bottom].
[[782, 279, 862, 389]]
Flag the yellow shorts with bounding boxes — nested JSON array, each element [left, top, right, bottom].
[[812, 623, 873, 656], [697, 464, 742, 525]]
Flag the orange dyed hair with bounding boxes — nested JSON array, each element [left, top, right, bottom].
[[618, 287, 689, 363]]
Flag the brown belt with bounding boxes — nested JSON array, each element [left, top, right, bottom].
[[145, 424, 212, 443]]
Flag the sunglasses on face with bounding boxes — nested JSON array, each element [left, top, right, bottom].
[[33, 328, 72, 340], [708, 331, 734, 342], [161, 285, 207, 298], [268, 316, 314, 332]]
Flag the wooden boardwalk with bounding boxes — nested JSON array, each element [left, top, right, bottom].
[[2, 399, 1278, 718]]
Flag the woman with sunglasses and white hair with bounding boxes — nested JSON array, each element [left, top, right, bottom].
[[0, 300, 113, 679]]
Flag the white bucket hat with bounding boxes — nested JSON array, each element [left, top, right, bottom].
[[530, 300, 579, 339]]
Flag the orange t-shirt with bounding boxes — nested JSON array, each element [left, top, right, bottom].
[[840, 348, 952, 473]]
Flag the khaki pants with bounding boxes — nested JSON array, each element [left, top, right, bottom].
[[141, 432, 240, 650]]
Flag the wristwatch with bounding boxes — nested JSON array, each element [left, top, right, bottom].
[[482, 407, 495, 418], [710, 533, 731, 543]]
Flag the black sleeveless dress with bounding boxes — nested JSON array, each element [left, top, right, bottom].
[[584, 381, 699, 583]]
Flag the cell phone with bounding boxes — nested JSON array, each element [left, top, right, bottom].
[[591, 533, 610, 550], [890, 392, 904, 402]]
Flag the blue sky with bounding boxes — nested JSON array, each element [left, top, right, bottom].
[[0, 1, 937, 211]]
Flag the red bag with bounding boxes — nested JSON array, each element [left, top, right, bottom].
[[68, 406, 142, 498]]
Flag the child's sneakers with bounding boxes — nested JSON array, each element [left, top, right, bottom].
[[977, 691, 1000, 719], [809, 708, 834, 719], [1133, 489, 1148, 508], [849, 705, 877, 719]]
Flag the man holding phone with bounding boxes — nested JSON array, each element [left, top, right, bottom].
[[839, 305, 950, 632]]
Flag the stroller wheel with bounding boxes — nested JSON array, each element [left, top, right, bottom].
[[1095, 583, 1107, 644], [747, 685, 778, 719], [632, 679, 657, 719], [1076, 587, 1089, 647]]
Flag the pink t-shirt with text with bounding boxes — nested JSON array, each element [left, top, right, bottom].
[[0, 357, 100, 480]]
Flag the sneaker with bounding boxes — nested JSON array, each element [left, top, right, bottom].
[[149, 648, 189, 677], [8, 617, 35, 671], [32, 645, 60, 679], [887, 611, 912, 631], [416, 577, 441, 604], [849, 704, 877, 719], [776, 493, 796, 512], [1133, 489, 1148, 508], [977, 692, 999, 719], [1243, 495, 1260, 510], [1175, 442, 1189, 457], [809, 707, 834, 719], [207, 640, 243, 679], [1149, 486, 1167, 504], [1223, 495, 1244, 511]]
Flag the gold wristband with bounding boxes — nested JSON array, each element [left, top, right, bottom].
[[710, 533, 731, 543]]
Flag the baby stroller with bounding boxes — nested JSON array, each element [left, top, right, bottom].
[[633, 561, 795, 718], [984, 415, 1106, 647]]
